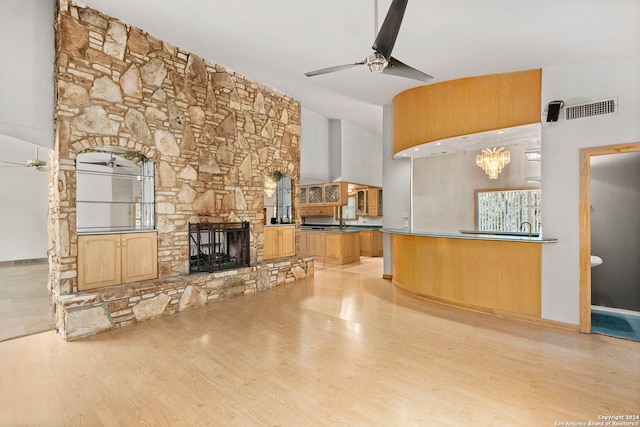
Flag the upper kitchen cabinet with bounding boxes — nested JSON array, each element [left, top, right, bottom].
[[299, 182, 347, 206], [367, 187, 383, 216], [355, 186, 383, 216], [323, 182, 347, 206]]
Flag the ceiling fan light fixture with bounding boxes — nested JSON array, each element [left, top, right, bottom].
[[366, 52, 388, 73]]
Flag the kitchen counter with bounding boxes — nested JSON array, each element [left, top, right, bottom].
[[383, 228, 556, 320], [300, 227, 361, 264]]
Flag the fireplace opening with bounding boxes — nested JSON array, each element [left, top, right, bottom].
[[189, 221, 250, 273]]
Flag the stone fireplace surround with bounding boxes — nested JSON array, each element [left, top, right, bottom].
[[49, 0, 312, 340]]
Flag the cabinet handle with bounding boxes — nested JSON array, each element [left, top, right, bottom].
[[116, 241, 120, 249], [122, 239, 126, 249]]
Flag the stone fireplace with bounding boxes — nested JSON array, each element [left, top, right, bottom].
[[48, 0, 312, 340]]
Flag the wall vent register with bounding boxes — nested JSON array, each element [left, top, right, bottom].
[[566, 97, 617, 120]]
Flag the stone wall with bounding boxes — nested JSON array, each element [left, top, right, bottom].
[[49, 0, 307, 339]]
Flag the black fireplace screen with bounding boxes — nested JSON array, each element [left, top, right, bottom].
[[189, 221, 250, 273]]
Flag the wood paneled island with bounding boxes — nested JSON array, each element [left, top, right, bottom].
[[300, 228, 360, 265], [383, 229, 557, 320]]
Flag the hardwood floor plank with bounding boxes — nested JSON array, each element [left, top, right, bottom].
[[0, 258, 638, 425]]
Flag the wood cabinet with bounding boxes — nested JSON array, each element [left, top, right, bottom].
[[359, 229, 383, 257], [300, 182, 348, 207], [300, 230, 360, 265], [300, 206, 334, 217], [355, 187, 383, 216], [323, 182, 347, 206], [264, 225, 296, 260], [324, 232, 360, 265], [356, 189, 368, 215], [367, 187, 383, 216], [78, 232, 158, 291]]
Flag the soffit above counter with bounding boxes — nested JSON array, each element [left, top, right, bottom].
[[392, 69, 542, 157]]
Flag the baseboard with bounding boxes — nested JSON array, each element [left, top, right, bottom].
[[382, 274, 392, 280], [0, 258, 48, 268], [392, 280, 580, 332]]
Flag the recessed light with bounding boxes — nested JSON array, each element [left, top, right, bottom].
[[435, 142, 442, 146], [414, 148, 419, 151], [496, 130, 505, 135]]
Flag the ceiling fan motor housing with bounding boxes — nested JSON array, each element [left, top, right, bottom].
[[366, 52, 388, 73]]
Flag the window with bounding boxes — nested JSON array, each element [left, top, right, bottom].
[[476, 188, 541, 233], [336, 196, 357, 220]]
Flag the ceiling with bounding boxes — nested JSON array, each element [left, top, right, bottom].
[[81, 0, 640, 135]]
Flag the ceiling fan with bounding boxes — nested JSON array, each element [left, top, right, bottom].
[[304, 0, 433, 82], [79, 156, 123, 168], [0, 147, 47, 171]]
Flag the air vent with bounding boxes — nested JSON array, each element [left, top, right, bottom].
[[566, 97, 617, 120]]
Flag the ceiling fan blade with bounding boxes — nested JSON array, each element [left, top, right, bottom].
[[305, 62, 365, 77], [372, 0, 408, 59], [0, 160, 28, 166], [383, 57, 433, 82]]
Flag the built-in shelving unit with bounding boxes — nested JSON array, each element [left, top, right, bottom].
[[76, 159, 155, 234]]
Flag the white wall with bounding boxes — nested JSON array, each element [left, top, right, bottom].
[[541, 58, 640, 324], [0, 136, 50, 261], [0, 0, 54, 149], [590, 152, 640, 312], [382, 103, 411, 275], [301, 108, 383, 187], [301, 108, 330, 184], [412, 142, 540, 233], [0, 0, 54, 262], [340, 121, 383, 187], [301, 108, 384, 226]]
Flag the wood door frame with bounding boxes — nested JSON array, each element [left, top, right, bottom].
[[579, 142, 640, 333]]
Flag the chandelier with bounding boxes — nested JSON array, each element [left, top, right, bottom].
[[476, 147, 510, 179]]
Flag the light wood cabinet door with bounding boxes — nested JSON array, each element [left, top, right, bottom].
[[121, 232, 158, 283], [264, 226, 296, 260], [78, 234, 122, 290], [264, 227, 281, 260], [299, 232, 308, 256], [356, 189, 368, 215], [78, 232, 158, 290], [367, 188, 383, 216], [300, 185, 308, 206], [323, 182, 347, 206], [280, 226, 296, 257], [360, 230, 372, 256], [360, 230, 383, 257], [307, 185, 323, 204]]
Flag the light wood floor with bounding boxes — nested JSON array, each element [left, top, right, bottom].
[[0, 261, 54, 342], [0, 257, 638, 426]]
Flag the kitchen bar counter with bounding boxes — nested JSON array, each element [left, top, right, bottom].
[[382, 228, 557, 320]]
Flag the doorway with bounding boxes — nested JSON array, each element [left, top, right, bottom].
[[579, 142, 640, 336]]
